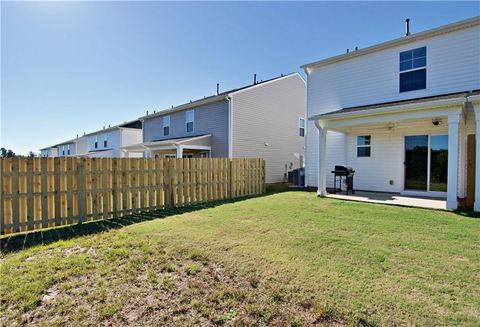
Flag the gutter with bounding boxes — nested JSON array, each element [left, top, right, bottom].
[[309, 96, 468, 122]]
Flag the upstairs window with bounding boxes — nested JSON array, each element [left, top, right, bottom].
[[104, 135, 108, 147], [186, 110, 194, 133], [299, 118, 305, 137], [67, 144, 70, 155], [94, 136, 98, 149], [399, 46, 426, 93], [163, 116, 170, 136], [62, 145, 65, 156], [357, 135, 371, 157]]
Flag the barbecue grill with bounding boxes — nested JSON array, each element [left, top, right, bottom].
[[331, 165, 355, 195]]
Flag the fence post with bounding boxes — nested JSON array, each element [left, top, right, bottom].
[[77, 158, 86, 224], [0, 159, 4, 235]]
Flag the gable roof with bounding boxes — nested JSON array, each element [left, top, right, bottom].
[[140, 72, 303, 120], [301, 16, 480, 73], [83, 119, 142, 138]]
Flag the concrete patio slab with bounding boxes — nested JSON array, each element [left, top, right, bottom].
[[326, 191, 447, 210]]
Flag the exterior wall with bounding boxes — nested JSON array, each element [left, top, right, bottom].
[[40, 148, 58, 157], [231, 74, 306, 183], [86, 129, 122, 157], [120, 128, 143, 157], [57, 142, 76, 157], [307, 114, 472, 195], [307, 26, 479, 115], [306, 24, 480, 187], [143, 100, 229, 157]]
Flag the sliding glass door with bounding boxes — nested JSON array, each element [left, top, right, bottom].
[[404, 135, 448, 193], [405, 135, 428, 191]]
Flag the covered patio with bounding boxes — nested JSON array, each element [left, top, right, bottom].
[[121, 134, 212, 158], [310, 91, 480, 211]]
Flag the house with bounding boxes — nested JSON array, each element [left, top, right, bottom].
[[82, 120, 143, 158], [39, 146, 58, 157], [302, 17, 480, 210], [122, 73, 306, 183], [39, 120, 143, 158], [54, 136, 87, 157]]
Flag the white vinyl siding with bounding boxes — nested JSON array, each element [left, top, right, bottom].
[[305, 24, 480, 187], [307, 26, 480, 117], [232, 74, 306, 183]]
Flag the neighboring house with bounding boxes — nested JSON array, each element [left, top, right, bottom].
[[55, 136, 87, 157], [39, 146, 58, 158], [302, 16, 480, 210], [83, 120, 143, 158], [39, 120, 143, 158], [123, 73, 306, 183]]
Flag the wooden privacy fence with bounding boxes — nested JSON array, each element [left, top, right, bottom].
[[0, 157, 265, 235]]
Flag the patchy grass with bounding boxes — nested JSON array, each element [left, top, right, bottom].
[[1, 192, 479, 326]]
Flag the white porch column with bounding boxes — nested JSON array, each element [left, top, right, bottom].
[[176, 145, 183, 158], [316, 123, 327, 197], [447, 114, 460, 210], [474, 105, 480, 212]]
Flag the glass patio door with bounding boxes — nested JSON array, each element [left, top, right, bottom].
[[404, 135, 448, 192], [405, 135, 428, 191]]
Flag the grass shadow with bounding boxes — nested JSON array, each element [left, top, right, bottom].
[[0, 196, 258, 254]]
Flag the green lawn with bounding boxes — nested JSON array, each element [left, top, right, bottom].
[[1, 192, 479, 326]]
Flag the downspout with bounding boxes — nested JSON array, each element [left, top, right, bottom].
[[227, 96, 233, 159], [303, 72, 309, 187]]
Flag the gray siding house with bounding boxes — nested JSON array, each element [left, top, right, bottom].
[[123, 73, 306, 183]]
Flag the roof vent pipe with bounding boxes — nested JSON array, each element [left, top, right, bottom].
[[146, 110, 148, 115], [253, 74, 257, 85], [405, 18, 410, 36], [216, 83, 219, 95], [346, 49, 349, 53]]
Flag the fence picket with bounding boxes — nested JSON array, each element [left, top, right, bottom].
[[0, 157, 264, 235]]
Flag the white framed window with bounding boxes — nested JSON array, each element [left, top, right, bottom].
[[62, 145, 65, 156], [200, 152, 209, 158], [357, 135, 371, 157], [67, 144, 70, 155], [299, 118, 305, 137], [163, 116, 170, 136], [104, 134, 108, 147], [399, 46, 426, 93], [182, 154, 193, 158], [186, 110, 194, 133], [94, 136, 98, 149]]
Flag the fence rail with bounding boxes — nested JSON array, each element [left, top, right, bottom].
[[0, 157, 265, 235]]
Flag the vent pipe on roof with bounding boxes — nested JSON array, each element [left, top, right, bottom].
[[103, 125, 105, 129], [216, 83, 219, 95], [253, 74, 257, 85], [355, 46, 358, 51], [108, 124, 110, 128], [146, 110, 148, 115], [346, 49, 349, 53], [405, 18, 410, 36]]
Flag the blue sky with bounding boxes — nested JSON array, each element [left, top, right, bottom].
[[1, 1, 478, 155]]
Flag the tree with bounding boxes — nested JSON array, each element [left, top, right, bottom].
[[28, 151, 36, 158], [0, 148, 6, 157], [6, 149, 15, 157]]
